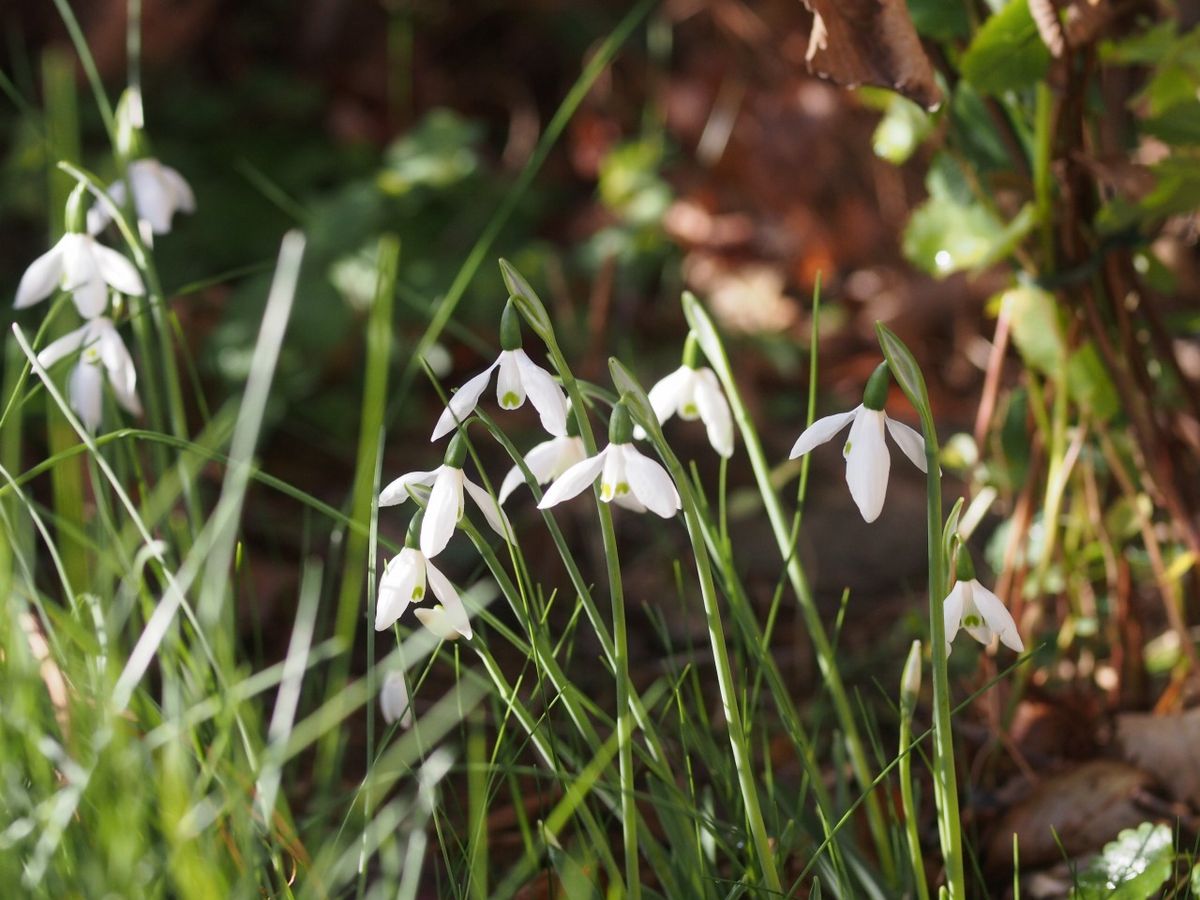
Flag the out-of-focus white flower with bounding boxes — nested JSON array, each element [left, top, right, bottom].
[[414, 605, 467, 641], [788, 363, 927, 523], [380, 671, 414, 728], [637, 363, 734, 458], [431, 301, 567, 441], [88, 158, 196, 237], [943, 547, 1023, 655], [16, 232, 144, 319], [376, 545, 472, 639], [37, 317, 141, 431], [380, 434, 512, 557], [498, 434, 586, 504], [538, 402, 680, 518]]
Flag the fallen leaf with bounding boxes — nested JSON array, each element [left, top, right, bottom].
[[802, 0, 943, 110], [1117, 707, 1200, 806], [986, 761, 1154, 870]]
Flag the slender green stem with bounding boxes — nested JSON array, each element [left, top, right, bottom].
[[899, 641, 930, 900]]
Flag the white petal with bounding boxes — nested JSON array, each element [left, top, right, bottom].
[[498, 439, 555, 504], [380, 672, 413, 728], [943, 581, 966, 652], [60, 235, 108, 318], [430, 361, 497, 441], [15, 239, 66, 309], [87, 181, 126, 235], [36, 323, 90, 369], [421, 466, 463, 557], [495, 351, 526, 410], [413, 606, 463, 641], [613, 491, 648, 513], [160, 164, 196, 213], [537, 449, 607, 509], [130, 161, 174, 234], [514, 350, 567, 437], [69, 361, 104, 431], [96, 326, 141, 415], [694, 368, 734, 458], [464, 478, 513, 542], [425, 560, 472, 639], [788, 407, 857, 458], [969, 581, 1024, 653], [885, 416, 928, 473], [620, 444, 681, 518], [647, 366, 692, 425], [376, 548, 424, 630], [91, 243, 145, 297], [599, 442, 626, 503], [379, 469, 439, 506], [844, 409, 890, 523]]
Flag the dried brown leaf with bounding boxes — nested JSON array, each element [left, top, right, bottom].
[[1117, 707, 1200, 806], [801, 0, 943, 110]]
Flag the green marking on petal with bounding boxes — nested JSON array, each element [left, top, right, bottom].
[[411, 585, 425, 600], [600, 482, 614, 500], [616, 482, 630, 496], [963, 614, 981, 628], [683, 403, 699, 416], [843, 440, 852, 458], [501, 392, 520, 408]]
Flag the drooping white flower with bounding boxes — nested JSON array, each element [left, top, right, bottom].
[[635, 336, 734, 457], [431, 301, 567, 441], [36, 317, 142, 431], [538, 402, 681, 518], [788, 363, 927, 523], [414, 605, 468, 641], [16, 232, 144, 319], [943, 546, 1023, 655], [498, 434, 586, 504], [87, 158, 196, 238], [380, 671, 414, 728], [380, 435, 512, 557], [376, 544, 472, 639]]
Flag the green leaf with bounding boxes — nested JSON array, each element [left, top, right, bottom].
[[498, 258, 554, 346], [903, 197, 1005, 275], [874, 322, 932, 429], [872, 94, 934, 165], [1005, 285, 1064, 374], [961, 0, 1051, 97], [1067, 342, 1119, 422], [1143, 100, 1200, 145], [907, 0, 970, 40], [1071, 822, 1173, 900], [378, 108, 482, 194]]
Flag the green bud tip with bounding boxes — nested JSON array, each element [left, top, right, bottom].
[[955, 542, 976, 582], [64, 182, 88, 234], [500, 299, 523, 351], [681, 332, 700, 369], [901, 639, 922, 702], [405, 510, 425, 549], [862, 361, 891, 411], [608, 400, 634, 445], [445, 432, 469, 469]]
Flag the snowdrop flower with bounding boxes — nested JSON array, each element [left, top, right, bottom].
[[16, 184, 144, 319], [380, 671, 413, 728], [538, 401, 681, 518], [379, 433, 513, 557], [87, 89, 195, 238], [414, 605, 467, 641], [376, 511, 473, 639], [36, 317, 142, 431], [943, 546, 1023, 655], [635, 334, 734, 458], [431, 301, 567, 441], [788, 361, 927, 523], [498, 428, 587, 504]]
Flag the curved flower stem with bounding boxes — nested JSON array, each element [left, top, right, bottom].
[[683, 294, 896, 881]]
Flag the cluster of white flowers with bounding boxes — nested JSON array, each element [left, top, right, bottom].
[[15, 92, 193, 431], [377, 283, 1024, 723]]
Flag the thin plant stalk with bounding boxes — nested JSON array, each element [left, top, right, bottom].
[[899, 641, 930, 900]]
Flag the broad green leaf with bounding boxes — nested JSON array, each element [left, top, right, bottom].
[[1066, 342, 1119, 421], [378, 108, 482, 194], [961, 0, 1051, 97], [1071, 822, 1173, 900], [903, 196, 1005, 275], [1004, 285, 1063, 374]]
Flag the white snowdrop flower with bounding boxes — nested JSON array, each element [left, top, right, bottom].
[[376, 512, 473, 639], [430, 301, 567, 441], [380, 671, 413, 728], [498, 434, 586, 504], [634, 335, 734, 458], [414, 605, 467, 642], [538, 401, 681, 518], [788, 362, 927, 523], [16, 185, 144, 319], [379, 434, 513, 557], [87, 159, 196, 238], [36, 317, 142, 431], [943, 547, 1023, 655]]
